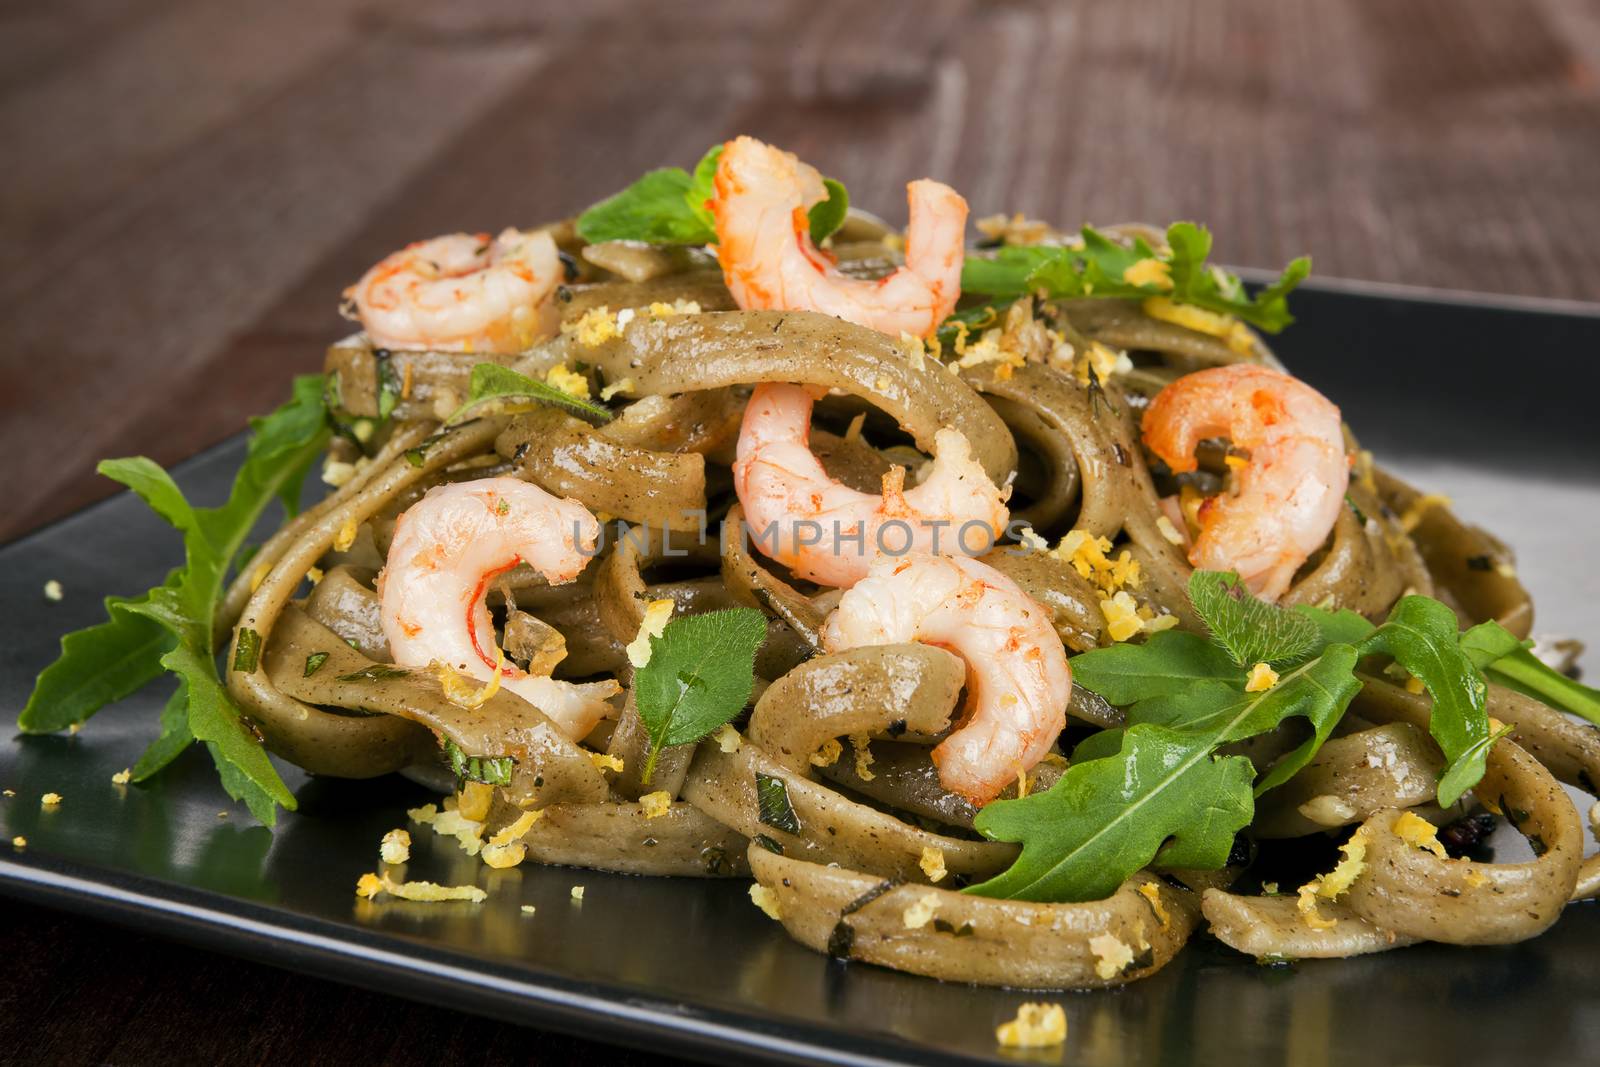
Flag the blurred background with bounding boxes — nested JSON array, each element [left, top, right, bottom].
[[3, 0, 1600, 543], [3, 3, 1600, 1061]]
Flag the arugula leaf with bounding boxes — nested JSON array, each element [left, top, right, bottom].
[[633, 608, 767, 782], [957, 223, 1310, 333], [445, 363, 612, 426], [1189, 571, 1321, 667], [22, 376, 329, 824], [132, 682, 194, 781], [970, 725, 1255, 902], [576, 143, 851, 248], [18, 587, 174, 734], [1295, 604, 1377, 650], [576, 167, 709, 245], [1357, 596, 1490, 806], [1462, 620, 1600, 725], [1068, 629, 1239, 705], [974, 645, 1362, 902]]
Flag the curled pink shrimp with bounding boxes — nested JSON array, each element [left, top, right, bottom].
[[1141, 364, 1349, 601], [345, 228, 561, 353], [710, 136, 967, 338], [379, 477, 618, 740], [733, 383, 1010, 588], [821, 553, 1071, 806]]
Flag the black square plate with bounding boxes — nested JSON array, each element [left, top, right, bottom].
[[3, 283, 1599, 1066]]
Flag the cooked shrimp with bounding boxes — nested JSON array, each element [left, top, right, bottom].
[[821, 553, 1071, 806], [379, 477, 618, 740], [733, 383, 1009, 588], [710, 136, 967, 338], [345, 228, 561, 353], [1141, 364, 1349, 601]]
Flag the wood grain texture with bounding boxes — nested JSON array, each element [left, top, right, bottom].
[[1, 0, 1597, 1061]]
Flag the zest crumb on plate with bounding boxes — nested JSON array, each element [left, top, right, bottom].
[[995, 1002, 1066, 1048]]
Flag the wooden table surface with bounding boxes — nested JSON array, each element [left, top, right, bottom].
[[3, 0, 1599, 1062]]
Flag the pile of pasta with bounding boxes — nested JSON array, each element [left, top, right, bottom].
[[222, 218, 1598, 988]]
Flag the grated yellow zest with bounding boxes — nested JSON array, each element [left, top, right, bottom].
[[481, 841, 526, 869], [625, 598, 675, 669], [647, 298, 702, 318], [1393, 811, 1449, 858], [333, 515, 359, 553], [901, 892, 940, 929], [1245, 663, 1280, 693], [379, 828, 411, 865], [848, 733, 876, 782], [11, 836, 26, 850], [111, 769, 132, 786], [1141, 296, 1255, 355], [599, 377, 635, 401], [40, 792, 61, 809], [714, 724, 742, 753], [749, 884, 782, 920], [545, 363, 592, 399], [809, 738, 842, 767], [588, 752, 625, 774], [639, 791, 672, 819], [1138, 882, 1171, 928], [561, 306, 618, 348], [570, 885, 585, 902], [1088, 933, 1135, 980], [1122, 258, 1174, 290], [457, 781, 494, 822], [995, 1003, 1066, 1049], [920, 846, 947, 884], [433, 650, 504, 710], [376, 872, 486, 903], [489, 809, 543, 847], [1296, 824, 1371, 929]]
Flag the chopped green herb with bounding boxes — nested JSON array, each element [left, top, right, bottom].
[[303, 652, 330, 677], [232, 628, 262, 674], [752, 833, 785, 855], [633, 608, 766, 782], [755, 772, 802, 835], [336, 664, 411, 683], [444, 738, 515, 787]]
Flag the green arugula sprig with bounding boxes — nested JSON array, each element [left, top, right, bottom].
[[1461, 620, 1600, 726], [967, 571, 1502, 903], [633, 608, 767, 783], [959, 222, 1311, 334], [19, 376, 331, 824], [576, 144, 850, 248]]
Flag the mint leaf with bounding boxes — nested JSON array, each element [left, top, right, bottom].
[[446, 363, 612, 426], [576, 144, 852, 250], [19, 586, 175, 734], [970, 725, 1255, 902], [808, 178, 849, 244], [576, 167, 711, 245], [957, 222, 1310, 333], [1462, 620, 1600, 725], [1189, 570, 1320, 667], [685, 144, 723, 236], [634, 608, 766, 781], [1358, 596, 1490, 806]]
